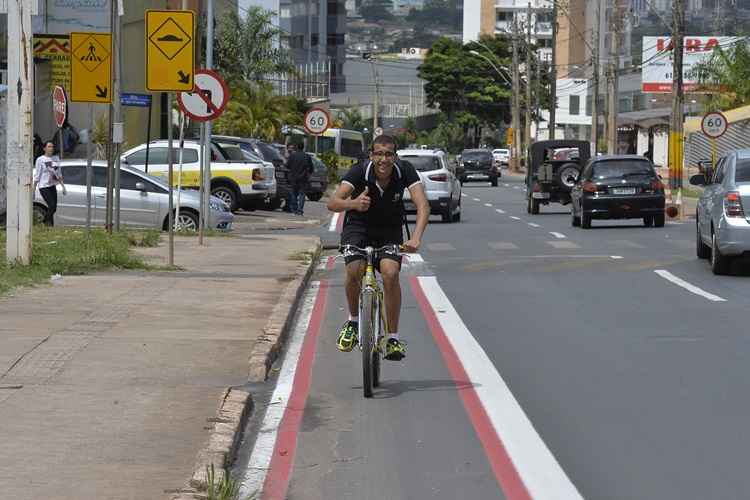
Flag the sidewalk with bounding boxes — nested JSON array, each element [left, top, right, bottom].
[[0, 233, 319, 500]]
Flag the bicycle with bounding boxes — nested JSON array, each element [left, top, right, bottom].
[[339, 244, 402, 398]]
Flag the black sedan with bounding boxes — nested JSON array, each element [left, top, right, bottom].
[[570, 155, 666, 229]]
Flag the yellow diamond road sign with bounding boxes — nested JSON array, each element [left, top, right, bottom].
[[70, 32, 112, 103], [146, 10, 195, 92]]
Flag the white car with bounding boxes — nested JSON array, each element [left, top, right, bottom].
[[398, 148, 462, 223], [121, 140, 275, 212], [493, 148, 510, 167]]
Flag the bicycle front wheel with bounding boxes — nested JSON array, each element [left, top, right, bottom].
[[361, 289, 376, 398]]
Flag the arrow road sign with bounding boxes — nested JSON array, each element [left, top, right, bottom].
[[69, 32, 112, 103], [177, 69, 229, 122], [146, 10, 195, 92]]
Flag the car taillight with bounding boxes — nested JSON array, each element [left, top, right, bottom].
[[724, 191, 745, 218], [583, 181, 597, 193], [428, 173, 448, 182], [651, 179, 664, 192], [532, 182, 541, 192], [252, 170, 264, 181]]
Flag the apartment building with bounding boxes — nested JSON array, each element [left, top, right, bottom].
[[464, 0, 554, 61], [241, 0, 347, 93]]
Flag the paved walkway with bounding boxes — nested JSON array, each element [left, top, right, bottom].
[[0, 234, 318, 500]]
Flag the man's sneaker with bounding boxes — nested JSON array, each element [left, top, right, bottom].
[[337, 321, 358, 352], [384, 338, 406, 361]]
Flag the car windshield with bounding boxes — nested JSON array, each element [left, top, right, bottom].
[[399, 155, 441, 171], [216, 143, 247, 161], [462, 151, 491, 162], [494, 149, 509, 155], [592, 160, 653, 180], [124, 168, 168, 190], [735, 158, 750, 182]]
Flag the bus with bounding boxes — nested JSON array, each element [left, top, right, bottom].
[[284, 127, 365, 167]]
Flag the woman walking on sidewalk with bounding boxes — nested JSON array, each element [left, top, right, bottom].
[[33, 141, 67, 226]]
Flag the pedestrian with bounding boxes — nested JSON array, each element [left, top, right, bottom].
[[285, 142, 314, 216], [33, 141, 67, 226], [61, 121, 80, 155]]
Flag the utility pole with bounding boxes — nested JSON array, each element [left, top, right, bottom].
[[512, 19, 522, 173], [5, 0, 34, 265], [607, 0, 623, 154], [112, 0, 123, 231], [590, 0, 601, 155], [549, 0, 558, 140], [200, 0, 215, 246], [535, 47, 541, 141], [525, 2, 533, 154], [365, 54, 380, 132], [671, 0, 685, 217]]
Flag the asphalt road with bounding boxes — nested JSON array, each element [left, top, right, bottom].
[[237, 174, 750, 499]]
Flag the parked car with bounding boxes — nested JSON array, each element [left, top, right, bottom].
[[526, 140, 590, 214], [213, 135, 288, 210], [306, 153, 329, 202], [691, 150, 750, 274], [459, 149, 499, 186], [121, 140, 274, 212], [398, 148, 462, 223], [570, 155, 665, 229], [33, 161, 233, 230], [492, 148, 510, 167]]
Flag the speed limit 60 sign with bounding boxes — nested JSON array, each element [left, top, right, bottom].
[[701, 111, 728, 139], [304, 108, 331, 135]]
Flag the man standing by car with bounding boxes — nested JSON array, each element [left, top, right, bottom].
[[286, 143, 314, 216]]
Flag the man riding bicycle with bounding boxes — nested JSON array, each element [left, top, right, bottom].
[[327, 135, 430, 361]]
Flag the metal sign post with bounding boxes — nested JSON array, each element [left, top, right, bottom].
[[198, 123, 205, 245], [85, 105, 94, 233], [176, 111, 185, 231], [167, 93, 174, 267]]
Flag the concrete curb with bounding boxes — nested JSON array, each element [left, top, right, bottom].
[[169, 238, 322, 499]]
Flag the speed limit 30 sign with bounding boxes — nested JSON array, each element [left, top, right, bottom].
[[701, 111, 729, 139], [304, 108, 331, 135]]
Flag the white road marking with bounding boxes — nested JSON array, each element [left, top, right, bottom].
[[546, 241, 581, 249], [484, 203, 493, 207], [417, 277, 583, 499], [461, 193, 467, 198], [473, 197, 481, 202], [489, 242, 519, 250], [549, 232, 567, 239], [495, 209, 506, 214], [509, 216, 521, 221], [611, 256, 624, 260], [528, 223, 541, 228], [239, 282, 320, 497], [654, 270, 727, 302], [513, 186, 520, 190], [328, 212, 340, 232], [503, 183, 510, 187]]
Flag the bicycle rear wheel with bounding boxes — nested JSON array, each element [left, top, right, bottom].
[[361, 289, 376, 398]]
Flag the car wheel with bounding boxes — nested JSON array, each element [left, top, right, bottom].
[[531, 198, 540, 215], [696, 219, 710, 259], [526, 196, 532, 214], [490, 176, 498, 187], [654, 214, 665, 228], [33, 204, 47, 225], [211, 184, 239, 212], [581, 212, 592, 229], [643, 216, 654, 227], [711, 230, 731, 275], [441, 204, 452, 223], [571, 208, 581, 227], [175, 210, 199, 232], [555, 163, 581, 189], [452, 197, 461, 222], [307, 192, 323, 202]]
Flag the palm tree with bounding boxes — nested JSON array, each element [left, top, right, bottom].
[[338, 108, 367, 131], [694, 42, 750, 111]]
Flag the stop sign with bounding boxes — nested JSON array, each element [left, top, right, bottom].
[[53, 86, 67, 128]]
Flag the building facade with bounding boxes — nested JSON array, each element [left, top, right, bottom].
[[242, 0, 347, 93]]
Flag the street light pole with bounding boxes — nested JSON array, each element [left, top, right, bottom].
[[525, 2, 533, 155], [512, 20, 522, 173], [590, 0, 601, 155], [670, 0, 685, 218]]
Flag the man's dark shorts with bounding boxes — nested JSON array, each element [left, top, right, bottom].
[[341, 222, 403, 270]]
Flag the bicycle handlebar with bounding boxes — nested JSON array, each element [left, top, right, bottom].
[[339, 244, 402, 258]]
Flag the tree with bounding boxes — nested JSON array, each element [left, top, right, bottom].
[[417, 115, 466, 153], [213, 82, 303, 141], [694, 41, 750, 111], [213, 7, 296, 85], [338, 108, 368, 131]]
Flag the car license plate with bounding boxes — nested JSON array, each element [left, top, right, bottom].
[[612, 187, 636, 195], [532, 192, 550, 199], [468, 174, 485, 179]]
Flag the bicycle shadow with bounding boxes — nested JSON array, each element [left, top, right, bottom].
[[351, 379, 478, 399]]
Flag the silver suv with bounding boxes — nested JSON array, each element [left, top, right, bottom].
[[398, 148, 462, 223]]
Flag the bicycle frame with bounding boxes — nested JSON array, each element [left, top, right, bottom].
[[358, 249, 389, 353]]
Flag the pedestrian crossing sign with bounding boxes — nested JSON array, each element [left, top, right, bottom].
[[69, 32, 112, 103]]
